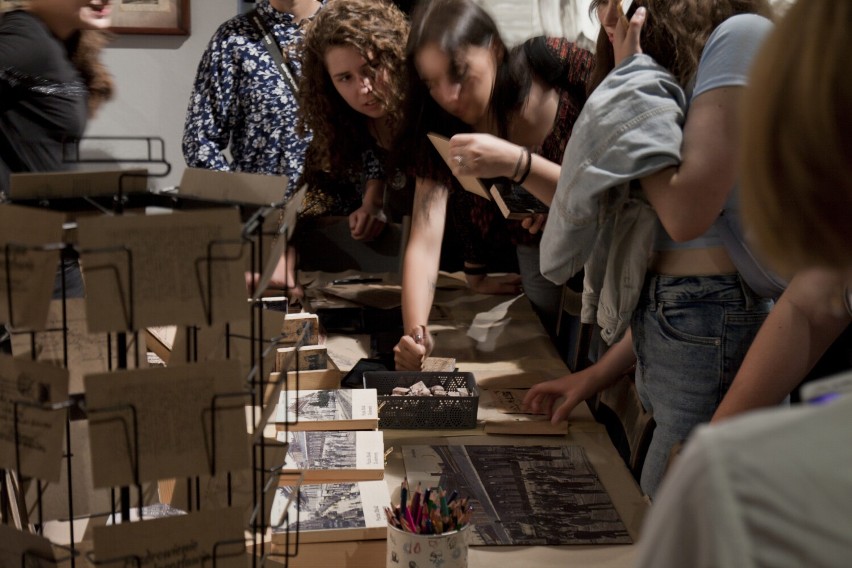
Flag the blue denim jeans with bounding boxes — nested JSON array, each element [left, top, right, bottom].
[[52, 258, 86, 299], [632, 273, 771, 498], [516, 243, 563, 337]]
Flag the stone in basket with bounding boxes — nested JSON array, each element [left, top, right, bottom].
[[362, 372, 478, 429]]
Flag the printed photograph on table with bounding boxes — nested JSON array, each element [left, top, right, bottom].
[[270, 481, 389, 544], [403, 444, 633, 546], [275, 388, 379, 431], [110, 0, 190, 35]]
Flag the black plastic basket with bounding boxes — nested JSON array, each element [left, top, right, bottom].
[[363, 372, 479, 429]]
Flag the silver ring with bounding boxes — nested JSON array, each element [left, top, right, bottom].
[[454, 155, 464, 168]]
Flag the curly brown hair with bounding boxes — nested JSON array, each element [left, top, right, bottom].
[[298, 0, 409, 174], [71, 30, 115, 117], [587, 0, 773, 94]]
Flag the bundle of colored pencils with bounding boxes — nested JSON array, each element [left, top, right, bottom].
[[384, 478, 473, 535]]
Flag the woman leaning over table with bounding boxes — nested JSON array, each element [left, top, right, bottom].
[[392, 0, 594, 370], [296, 0, 413, 242], [526, 0, 775, 498], [288, 0, 414, 297]]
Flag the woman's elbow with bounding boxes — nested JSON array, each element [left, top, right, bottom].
[[665, 225, 706, 243]]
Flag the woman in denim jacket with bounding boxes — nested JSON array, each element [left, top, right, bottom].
[[526, 0, 775, 498]]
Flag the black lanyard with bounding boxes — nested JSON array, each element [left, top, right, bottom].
[[247, 9, 299, 97]]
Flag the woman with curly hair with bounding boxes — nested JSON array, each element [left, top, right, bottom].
[[297, 0, 412, 242]]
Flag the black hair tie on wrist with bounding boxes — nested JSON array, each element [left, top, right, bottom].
[[516, 149, 532, 185], [511, 146, 525, 181]]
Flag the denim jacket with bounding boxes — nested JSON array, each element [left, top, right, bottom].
[[540, 54, 688, 344]]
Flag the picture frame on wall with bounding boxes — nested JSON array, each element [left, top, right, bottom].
[[110, 0, 190, 36], [0, 0, 23, 12]]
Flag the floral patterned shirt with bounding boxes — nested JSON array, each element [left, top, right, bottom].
[[182, 1, 319, 200], [299, 140, 413, 223]]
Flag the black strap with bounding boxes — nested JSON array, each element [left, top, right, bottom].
[[247, 8, 299, 97]]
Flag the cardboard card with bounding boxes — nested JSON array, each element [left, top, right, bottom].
[[489, 181, 548, 220], [251, 184, 307, 299], [11, 298, 145, 395], [78, 209, 249, 332], [0, 355, 69, 481], [93, 507, 246, 568], [167, 439, 288, 527], [85, 360, 250, 488], [8, 168, 148, 200], [0, 523, 57, 568], [24, 420, 159, 523], [168, 307, 287, 378], [0, 204, 65, 330], [426, 133, 491, 200], [485, 389, 544, 414], [179, 167, 288, 207]]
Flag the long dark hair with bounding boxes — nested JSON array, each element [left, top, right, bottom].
[[395, 0, 534, 180]]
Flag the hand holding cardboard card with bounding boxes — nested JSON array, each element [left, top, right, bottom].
[[427, 133, 548, 219], [426, 133, 491, 200]]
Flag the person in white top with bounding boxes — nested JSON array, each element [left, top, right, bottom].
[[635, 0, 852, 565], [637, 390, 852, 568]]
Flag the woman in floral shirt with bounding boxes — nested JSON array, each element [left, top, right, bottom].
[[183, 0, 322, 295], [183, 0, 322, 201]]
